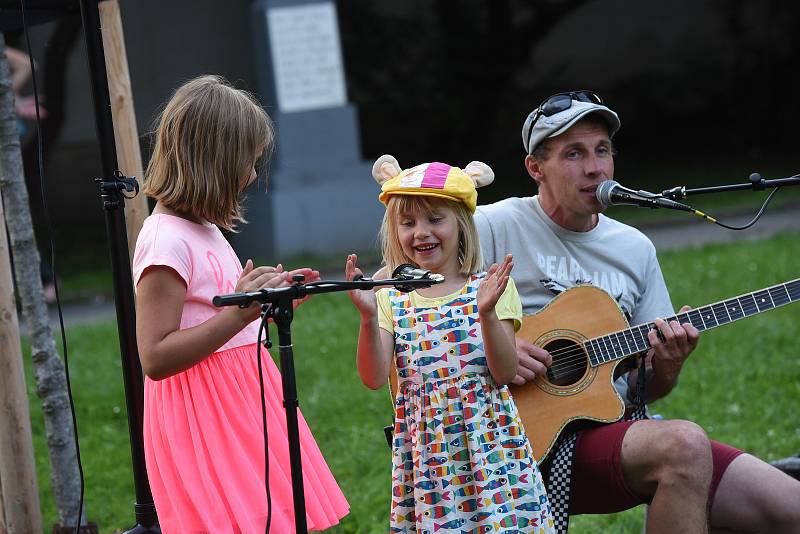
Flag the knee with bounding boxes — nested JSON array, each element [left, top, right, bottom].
[[651, 420, 713, 481], [654, 420, 711, 461]]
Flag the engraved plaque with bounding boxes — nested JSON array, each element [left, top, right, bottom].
[[266, 2, 347, 113]]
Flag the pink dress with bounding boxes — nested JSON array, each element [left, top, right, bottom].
[[133, 214, 349, 533]]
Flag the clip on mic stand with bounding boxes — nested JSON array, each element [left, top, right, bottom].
[[213, 275, 442, 534]]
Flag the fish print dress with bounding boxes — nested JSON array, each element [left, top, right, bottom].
[[382, 274, 554, 534]]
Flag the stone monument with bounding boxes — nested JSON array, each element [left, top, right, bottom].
[[235, 0, 383, 263]]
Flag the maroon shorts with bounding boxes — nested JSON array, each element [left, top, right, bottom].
[[543, 420, 743, 514]]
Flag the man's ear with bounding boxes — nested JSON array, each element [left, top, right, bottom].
[[525, 154, 545, 186]]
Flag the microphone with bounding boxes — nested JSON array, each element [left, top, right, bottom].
[[596, 180, 693, 212], [391, 264, 444, 292]]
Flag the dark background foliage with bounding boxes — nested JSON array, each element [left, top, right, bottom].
[[2, 0, 799, 265], [338, 0, 800, 203]]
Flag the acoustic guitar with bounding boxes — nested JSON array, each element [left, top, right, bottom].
[[509, 279, 800, 462]]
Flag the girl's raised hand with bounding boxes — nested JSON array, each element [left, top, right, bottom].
[[345, 253, 377, 317], [232, 260, 291, 321], [477, 254, 513, 315], [236, 259, 290, 293], [237, 261, 319, 292]]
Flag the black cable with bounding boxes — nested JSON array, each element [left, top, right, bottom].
[[19, 2, 85, 531], [710, 186, 782, 230], [682, 183, 788, 231], [256, 309, 272, 533]]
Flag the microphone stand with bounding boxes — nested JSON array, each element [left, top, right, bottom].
[[213, 276, 442, 534], [661, 172, 800, 200], [78, 0, 159, 531]]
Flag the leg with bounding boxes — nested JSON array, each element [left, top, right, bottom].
[[569, 419, 712, 534], [621, 419, 713, 533], [710, 453, 800, 533]]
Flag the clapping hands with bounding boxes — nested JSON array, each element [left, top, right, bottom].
[[234, 260, 320, 320], [345, 253, 378, 317], [477, 254, 513, 315]]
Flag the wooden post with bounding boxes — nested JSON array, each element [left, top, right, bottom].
[[0, 476, 5, 533], [99, 0, 149, 259], [0, 179, 42, 533]]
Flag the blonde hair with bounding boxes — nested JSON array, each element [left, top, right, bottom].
[[143, 75, 274, 231], [380, 196, 482, 277]]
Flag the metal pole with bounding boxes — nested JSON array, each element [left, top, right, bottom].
[[77, 0, 158, 530], [273, 299, 308, 534]]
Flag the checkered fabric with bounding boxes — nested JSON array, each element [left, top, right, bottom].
[[545, 432, 578, 533], [546, 357, 649, 533], [629, 356, 649, 420]]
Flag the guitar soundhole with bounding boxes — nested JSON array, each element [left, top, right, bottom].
[[544, 338, 587, 386]]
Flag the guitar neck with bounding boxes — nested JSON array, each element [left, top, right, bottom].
[[586, 278, 800, 366]]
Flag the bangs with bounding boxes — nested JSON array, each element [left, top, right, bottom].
[[391, 195, 449, 218]]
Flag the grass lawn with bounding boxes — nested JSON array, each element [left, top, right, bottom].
[[24, 230, 800, 533]]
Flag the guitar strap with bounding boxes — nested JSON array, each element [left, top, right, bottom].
[[545, 356, 649, 533]]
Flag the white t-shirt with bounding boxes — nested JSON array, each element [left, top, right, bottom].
[[475, 195, 675, 403], [475, 196, 673, 323]]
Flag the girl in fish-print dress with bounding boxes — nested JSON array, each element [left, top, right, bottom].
[[345, 156, 554, 534]]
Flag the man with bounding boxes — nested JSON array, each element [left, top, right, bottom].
[[474, 91, 800, 532]]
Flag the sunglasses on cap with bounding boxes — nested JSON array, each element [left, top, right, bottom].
[[524, 90, 603, 152]]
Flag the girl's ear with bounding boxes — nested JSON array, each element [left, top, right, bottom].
[[372, 154, 402, 185], [463, 161, 495, 188]]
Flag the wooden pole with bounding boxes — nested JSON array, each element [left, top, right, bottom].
[[0, 176, 42, 534], [99, 0, 148, 259], [0, 474, 5, 533]]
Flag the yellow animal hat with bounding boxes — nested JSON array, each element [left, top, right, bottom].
[[372, 155, 494, 213]]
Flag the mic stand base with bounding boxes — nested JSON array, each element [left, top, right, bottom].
[[121, 504, 160, 534]]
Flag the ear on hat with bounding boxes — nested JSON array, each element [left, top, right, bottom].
[[372, 154, 402, 185], [463, 161, 495, 188]]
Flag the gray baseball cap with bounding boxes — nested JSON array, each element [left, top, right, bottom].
[[522, 97, 621, 154]]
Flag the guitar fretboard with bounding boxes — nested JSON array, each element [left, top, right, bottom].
[[585, 279, 800, 366]]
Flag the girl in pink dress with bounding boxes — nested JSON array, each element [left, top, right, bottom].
[[133, 75, 349, 533]]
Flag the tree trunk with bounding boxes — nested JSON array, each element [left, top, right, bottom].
[[0, 34, 85, 528]]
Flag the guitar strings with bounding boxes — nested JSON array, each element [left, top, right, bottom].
[[538, 325, 655, 377], [524, 284, 796, 381], [541, 294, 771, 364], [540, 307, 735, 364], [545, 332, 654, 377], [540, 299, 771, 379]]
